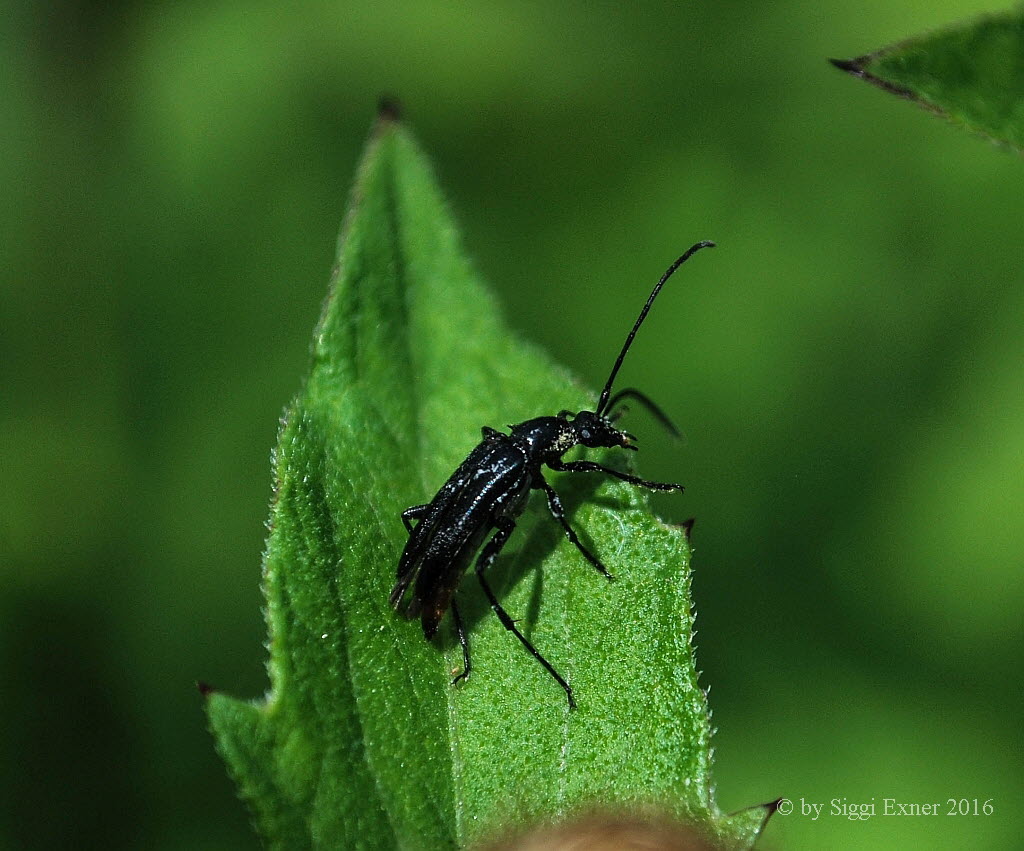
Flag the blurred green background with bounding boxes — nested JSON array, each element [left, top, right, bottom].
[[3, 1, 1022, 848]]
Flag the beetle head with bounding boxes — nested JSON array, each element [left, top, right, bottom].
[[568, 409, 636, 450]]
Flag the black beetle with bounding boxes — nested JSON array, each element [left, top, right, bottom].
[[390, 241, 714, 708]]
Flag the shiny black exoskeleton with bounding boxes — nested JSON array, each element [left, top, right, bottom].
[[390, 241, 715, 708]]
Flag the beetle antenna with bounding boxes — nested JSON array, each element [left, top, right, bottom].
[[595, 241, 715, 416]]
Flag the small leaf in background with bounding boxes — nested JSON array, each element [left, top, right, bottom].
[[832, 9, 1024, 152], [205, 111, 771, 849]]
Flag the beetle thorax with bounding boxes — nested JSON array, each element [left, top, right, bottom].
[[508, 410, 630, 463], [549, 424, 579, 455]]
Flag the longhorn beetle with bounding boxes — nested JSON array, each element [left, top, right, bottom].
[[390, 241, 714, 708]]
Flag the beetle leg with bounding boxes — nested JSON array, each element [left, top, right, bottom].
[[401, 504, 430, 534], [549, 459, 683, 493], [536, 476, 613, 581], [450, 599, 472, 686], [474, 517, 576, 710]]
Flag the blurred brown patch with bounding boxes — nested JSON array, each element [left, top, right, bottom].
[[477, 812, 724, 851]]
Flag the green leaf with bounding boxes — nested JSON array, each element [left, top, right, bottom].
[[206, 113, 771, 849], [832, 9, 1024, 152]]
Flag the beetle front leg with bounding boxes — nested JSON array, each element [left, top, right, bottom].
[[401, 504, 430, 534], [549, 458, 683, 493], [536, 476, 613, 580], [474, 517, 576, 710]]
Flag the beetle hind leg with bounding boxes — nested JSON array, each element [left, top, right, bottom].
[[474, 517, 576, 710], [450, 599, 471, 686]]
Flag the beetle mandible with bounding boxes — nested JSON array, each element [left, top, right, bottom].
[[390, 240, 715, 709]]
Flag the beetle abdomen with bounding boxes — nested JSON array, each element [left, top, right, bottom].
[[391, 435, 530, 636]]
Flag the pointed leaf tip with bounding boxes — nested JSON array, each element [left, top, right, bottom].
[[829, 56, 863, 75], [377, 95, 403, 124], [722, 797, 783, 846], [831, 10, 1024, 152]]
